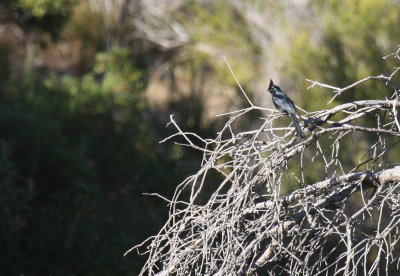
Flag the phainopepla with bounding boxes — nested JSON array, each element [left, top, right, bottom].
[[267, 79, 305, 138]]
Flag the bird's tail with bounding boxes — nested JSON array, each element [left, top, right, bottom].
[[290, 113, 305, 138]]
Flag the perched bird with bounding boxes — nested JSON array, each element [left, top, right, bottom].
[[267, 79, 305, 138]]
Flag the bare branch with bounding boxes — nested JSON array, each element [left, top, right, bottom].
[[132, 45, 400, 275]]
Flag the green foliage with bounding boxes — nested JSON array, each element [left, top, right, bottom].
[[281, 0, 400, 184], [178, 0, 261, 87], [6, 0, 77, 39], [93, 46, 146, 93], [61, 1, 103, 48], [18, 0, 76, 18], [285, 0, 400, 109], [0, 46, 183, 275]]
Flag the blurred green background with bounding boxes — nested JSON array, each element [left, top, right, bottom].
[[0, 0, 399, 275]]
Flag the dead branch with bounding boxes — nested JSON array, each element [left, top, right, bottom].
[[130, 45, 400, 276]]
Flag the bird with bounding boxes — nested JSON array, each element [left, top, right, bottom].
[[267, 79, 305, 138]]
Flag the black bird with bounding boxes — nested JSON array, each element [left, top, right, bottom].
[[267, 79, 305, 138]]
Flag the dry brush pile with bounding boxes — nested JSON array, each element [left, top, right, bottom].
[[128, 46, 400, 275]]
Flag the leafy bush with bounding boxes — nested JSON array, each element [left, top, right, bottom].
[[0, 46, 183, 275]]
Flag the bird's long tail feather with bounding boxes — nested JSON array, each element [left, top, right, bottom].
[[290, 113, 305, 138]]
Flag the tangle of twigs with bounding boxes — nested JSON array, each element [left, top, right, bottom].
[[128, 45, 400, 275]]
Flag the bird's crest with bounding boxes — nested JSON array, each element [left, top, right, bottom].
[[268, 79, 274, 90]]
